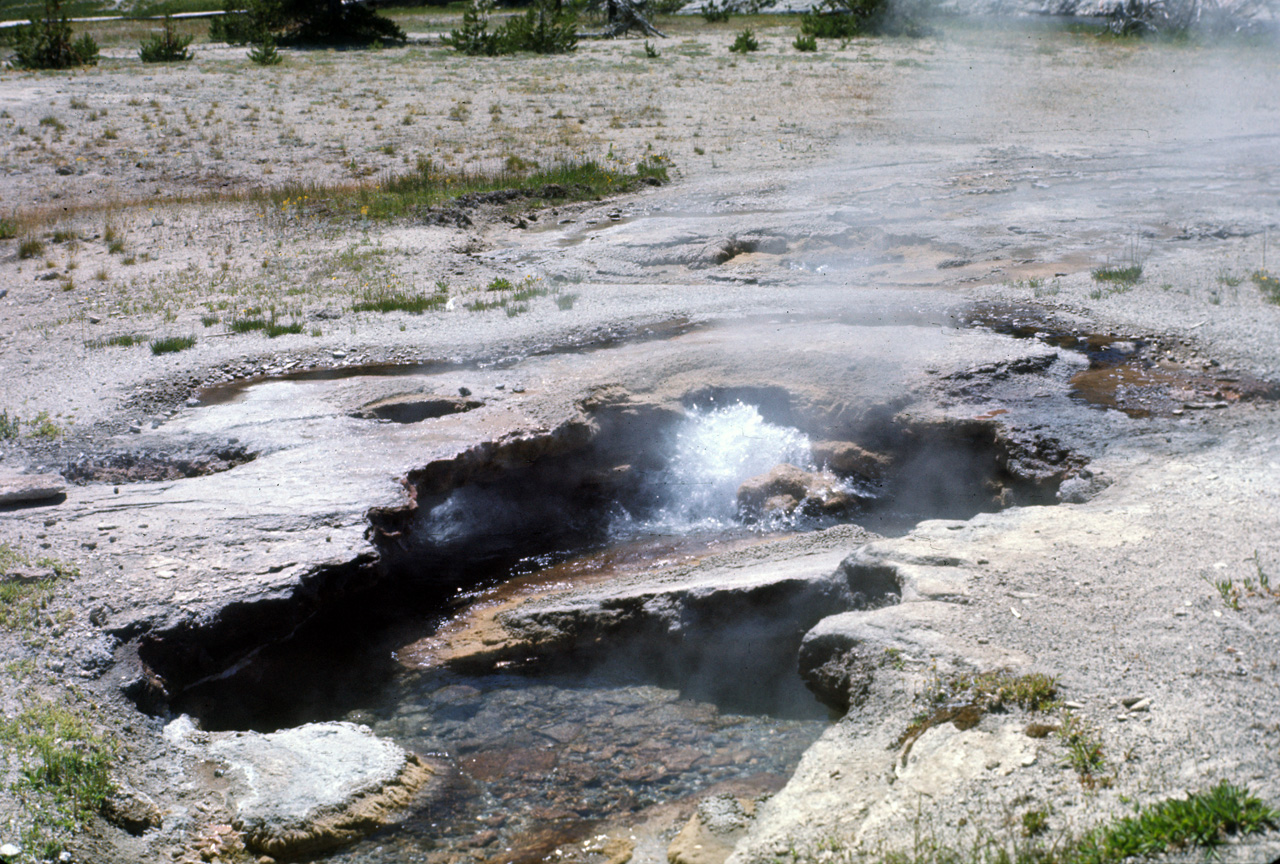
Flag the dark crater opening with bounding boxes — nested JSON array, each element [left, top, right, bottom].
[[63, 444, 256, 484], [353, 396, 485, 423], [135, 387, 1082, 733]]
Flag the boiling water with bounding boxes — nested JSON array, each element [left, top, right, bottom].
[[613, 402, 862, 537]]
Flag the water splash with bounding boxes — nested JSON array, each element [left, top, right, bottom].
[[625, 402, 821, 535]]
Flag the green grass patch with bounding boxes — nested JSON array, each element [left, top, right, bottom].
[[1077, 782, 1277, 863], [265, 155, 670, 223], [229, 317, 268, 333], [0, 543, 75, 631], [1092, 264, 1143, 285], [149, 334, 196, 354], [85, 333, 144, 349], [0, 695, 114, 859], [352, 289, 448, 315], [264, 321, 303, 338], [19, 238, 46, 259]]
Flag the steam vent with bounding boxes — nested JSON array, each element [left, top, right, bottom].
[[2, 13, 1279, 864]]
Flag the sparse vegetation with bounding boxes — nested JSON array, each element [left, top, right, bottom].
[[0, 543, 76, 630], [786, 782, 1276, 864], [265, 154, 668, 223], [793, 32, 818, 51], [149, 335, 197, 354], [85, 333, 144, 349], [1252, 269, 1280, 304], [0, 411, 20, 440], [27, 411, 63, 439], [897, 672, 1059, 767], [19, 238, 46, 260], [1058, 710, 1109, 787], [352, 288, 449, 314], [1092, 264, 1143, 285], [0, 694, 115, 859], [264, 321, 303, 337]]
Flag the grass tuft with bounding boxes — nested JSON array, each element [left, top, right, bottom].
[[85, 333, 143, 349], [1058, 711, 1109, 787], [352, 290, 448, 315], [1077, 781, 1278, 863], [19, 238, 46, 259], [229, 317, 268, 333], [264, 321, 303, 338], [0, 411, 20, 440], [149, 335, 196, 355], [1092, 264, 1143, 285]]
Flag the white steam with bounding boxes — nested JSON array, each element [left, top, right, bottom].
[[621, 402, 822, 535]]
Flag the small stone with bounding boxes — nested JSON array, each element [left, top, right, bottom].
[[129, 423, 142, 433], [1, 843, 21, 857], [89, 315, 102, 324], [1128, 698, 1151, 712], [458, 386, 471, 397]]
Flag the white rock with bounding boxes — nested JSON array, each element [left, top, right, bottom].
[[0, 843, 22, 857]]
